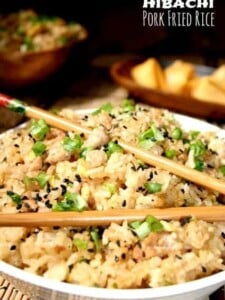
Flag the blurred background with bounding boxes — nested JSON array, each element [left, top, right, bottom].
[[0, 0, 225, 125], [1, 0, 225, 64]]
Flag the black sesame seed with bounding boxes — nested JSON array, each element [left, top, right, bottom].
[[109, 113, 116, 119], [175, 255, 182, 260], [131, 166, 137, 171], [45, 200, 52, 208], [53, 226, 60, 230], [34, 193, 42, 201], [122, 200, 127, 207], [14, 144, 19, 148], [0, 184, 5, 189], [201, 266, 207, 273], [121, 253, 126, 259], [46, 182, 51, 193], [60, 184, 67, 195], [181, 188, 185, 194], [114, 256, 119, 262], [148, 171, 154, 180], [116, 240, 121, 247], [221, 232, 225, 239], [63, 178, 73, 184], [207, 164, 214, 169], [43, 194, 48, 199], [80, 133, 85, 138], [75, 174, 82, 183], [122, 125, 127, 129], [82, 115, 89, 121], [10, 245, 16, 251], [180, 216, 192, 226], [52, 187, 59, 191], [16, 204, 22, 210], [22, 196, 28, 200]]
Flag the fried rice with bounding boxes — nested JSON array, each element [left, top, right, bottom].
[[0, 100, 224, 288]]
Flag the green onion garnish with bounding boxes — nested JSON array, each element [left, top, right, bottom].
[[34, 172, 49, 188], [171, 127, 183, 140], [32, 141, 46, 156], [80, 147, 93, 159], [130, 216, 164, 239], [219, 165, 225, 176], [122, 99, 135, 112], [194, 158, 204, 171], [144, 182, 162, 193], [90, 229, 101, 251], [62, 135, 83, 152], [52, 192, 87, 212], [138, 124, 164, 149], [7, 191, 22, 205], [190, 131, 200, 140], [73, 238, 88, 250], [189, 140, 206, 157], [29, 119, 49, 141], [92, 103, 113, 115], [105, 141, 123, 156], [164, 149, 176, 159]]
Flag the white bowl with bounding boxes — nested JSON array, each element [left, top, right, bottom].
[[0, 110, 224, 300]]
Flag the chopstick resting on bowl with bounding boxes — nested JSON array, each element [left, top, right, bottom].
[[0, 207, 225, 227], [0, 92, 225, 196]]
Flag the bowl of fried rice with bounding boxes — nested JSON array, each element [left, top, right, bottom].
[[0, 100, 224, 300], [0, 9, 87, 88]]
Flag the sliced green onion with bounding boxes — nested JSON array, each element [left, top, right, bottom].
[[7, 191, 22, 205], [189, 140, 206, 157], [73, 238, 88, 250], [80, 147, 93, 159], [146, 216, 164, 232], [190, 130, 200, 140], [106, 141, 123, 156], [171, 127, 183, 140], [219, 165, 225, 176], [90, 229, 101, 251], [52, 192, 87, 212], [62, 135, 83, 152], [145, 182, 162, 193], [58, 36, 68, 45], [92, 103, 113, 115], [34, 172, 49, 188], [103, 182, 117, 194], [130, 216, 164, 239], [22, 36, 34, 51], [23, 176, 35, 188], [139, 124, 164, 144], [194, 158, 204, 171], [164, 149, 176, 159], [122, 99, 135, 112], [139, 139, 155, 150], [29, 119, 49, 141], [32, 141, 46, 156]]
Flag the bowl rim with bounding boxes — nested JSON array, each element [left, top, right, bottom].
[[1, 260, 225, 299], [0, 108, 225, 299]]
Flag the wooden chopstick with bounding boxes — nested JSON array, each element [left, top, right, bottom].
[[0, 93, 225, 195], [0, 207, 224, 227], [26, 106, 225, 195]]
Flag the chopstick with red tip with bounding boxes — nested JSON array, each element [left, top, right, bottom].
[[0, 207, 225, 227], [0, 92, 225, 196]]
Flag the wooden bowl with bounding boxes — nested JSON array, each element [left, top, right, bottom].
[[110, 59, 225, 121], [0, 26, 88, 89]]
